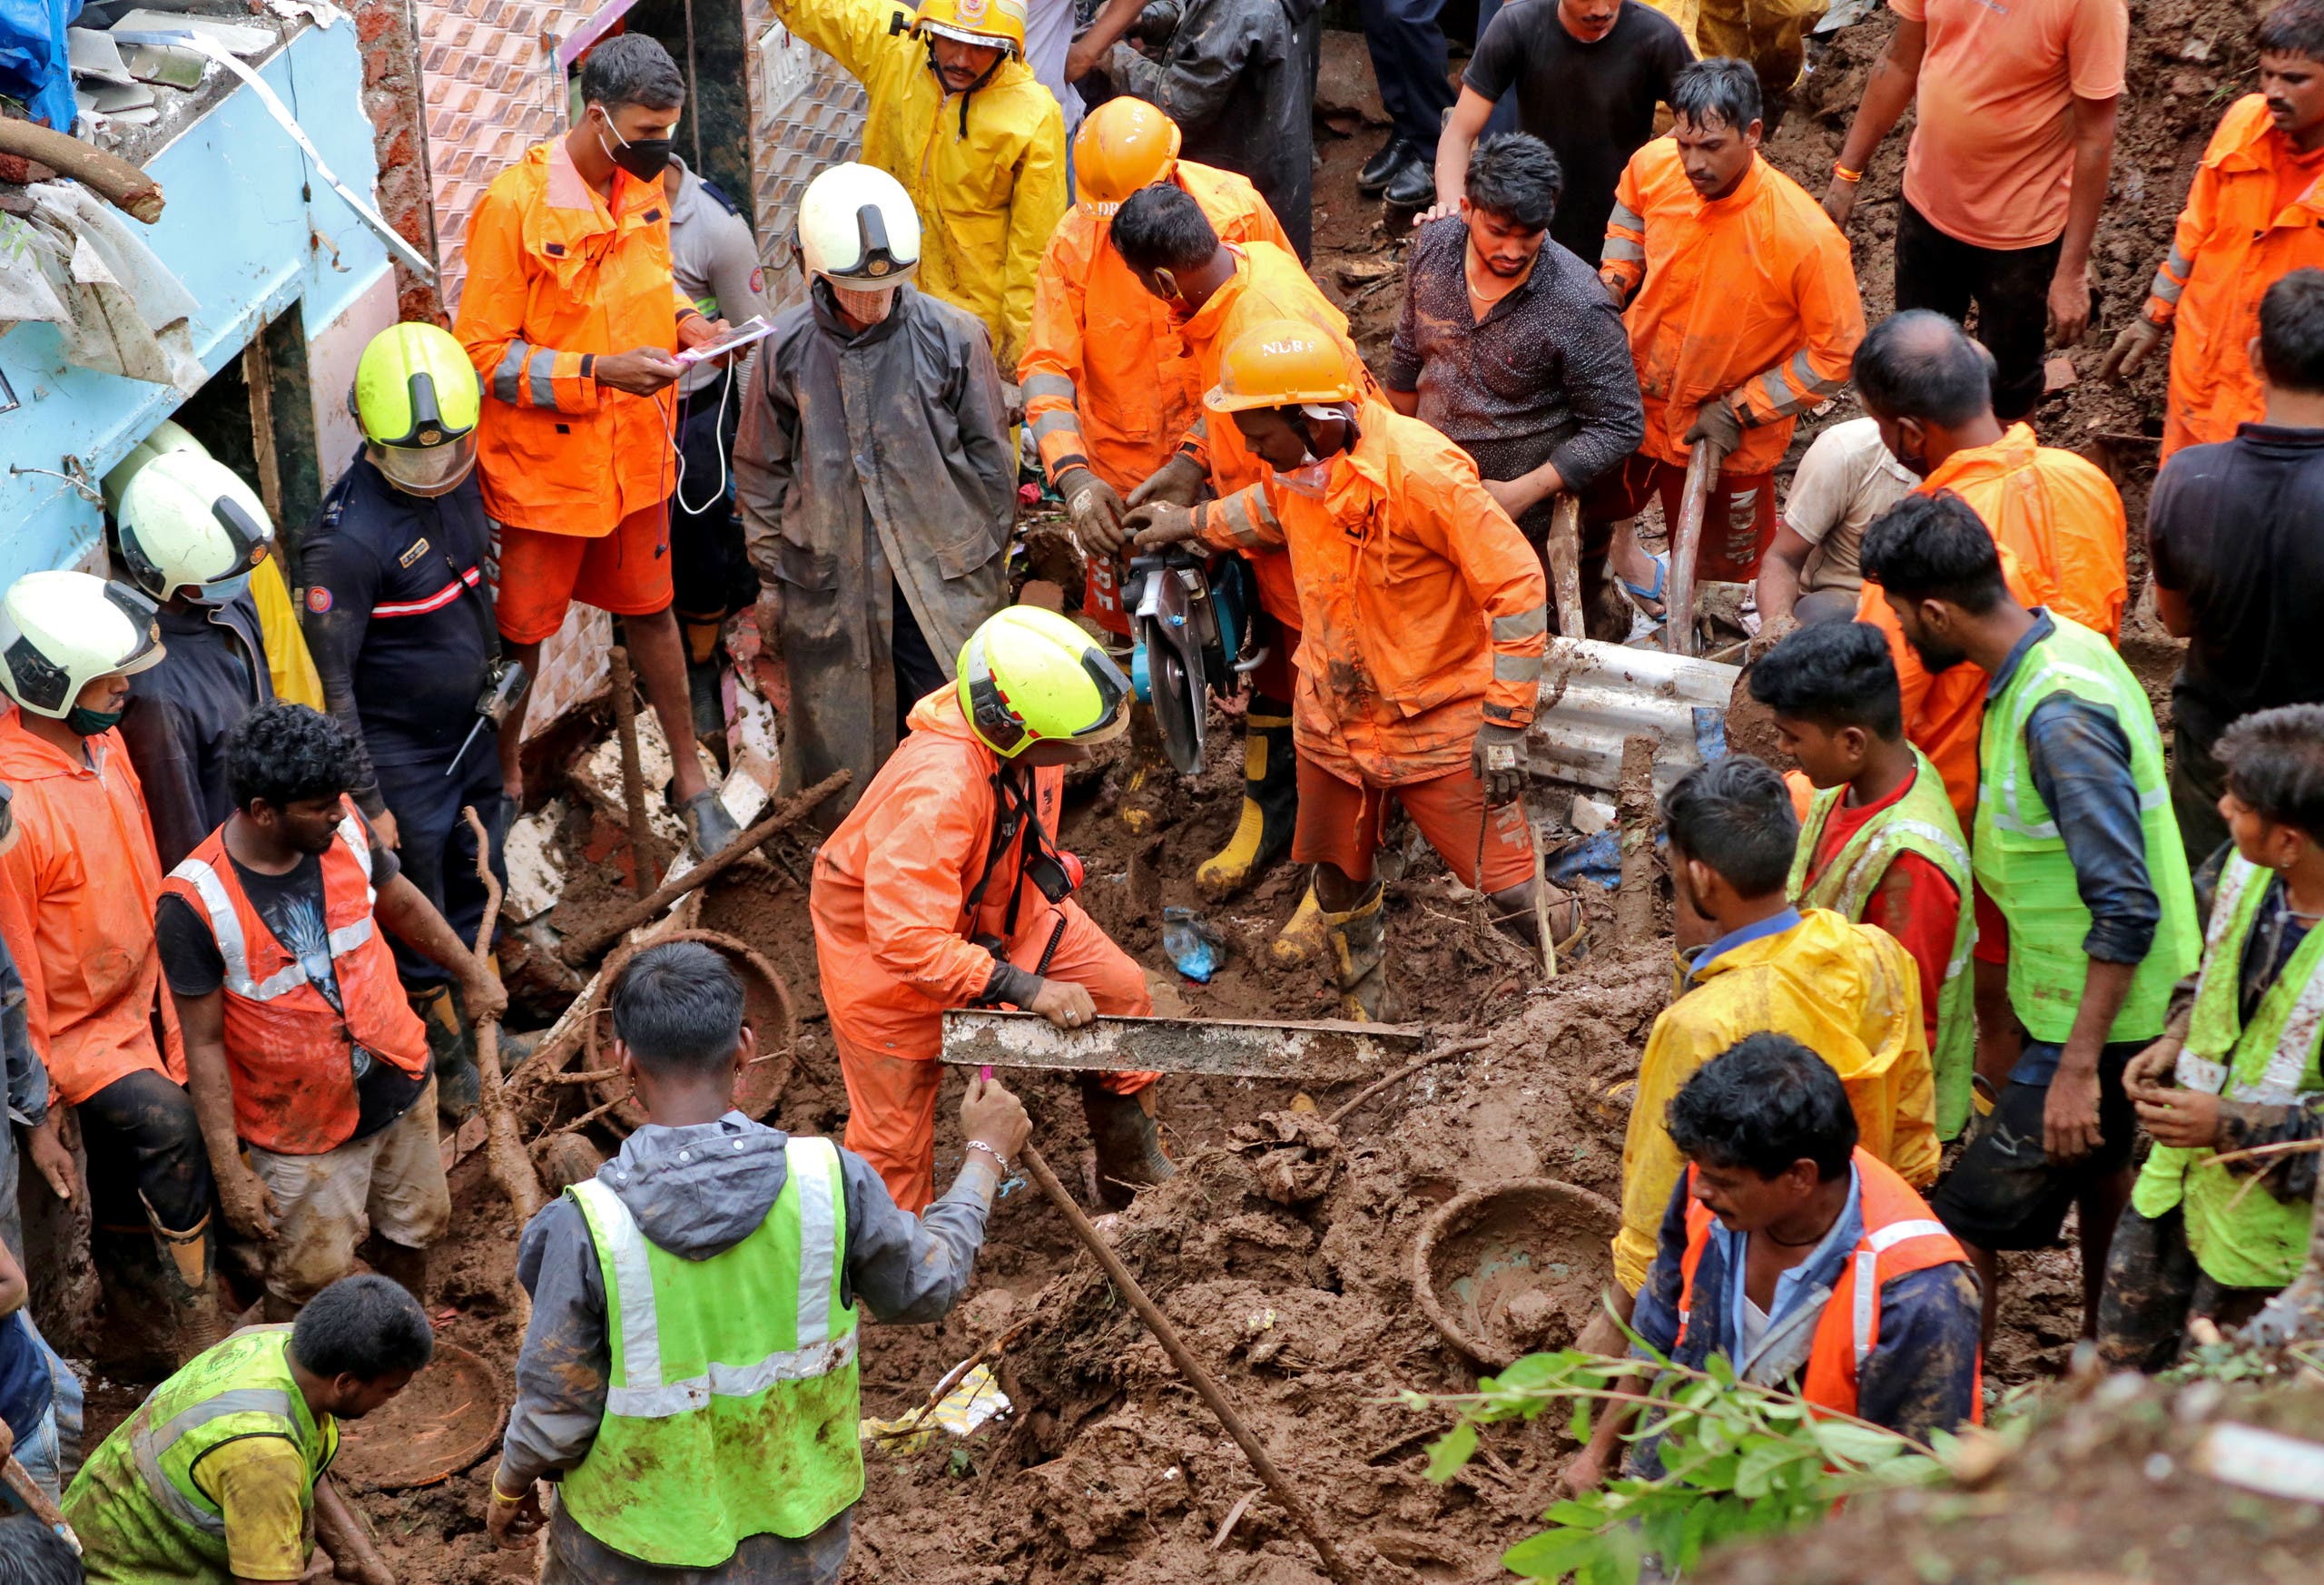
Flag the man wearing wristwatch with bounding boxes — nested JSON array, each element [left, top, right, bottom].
[[487, 939, 1032, 1583]]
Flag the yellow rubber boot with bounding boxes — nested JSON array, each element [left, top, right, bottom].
[[1270, 881, 1331, 966], [1196, 702, 1295, 899], [1321, 886, 1389, 1022]]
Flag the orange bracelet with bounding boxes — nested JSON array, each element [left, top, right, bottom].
[[1833, 162, 1866, 183]]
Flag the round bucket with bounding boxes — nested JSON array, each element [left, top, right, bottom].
[[583, 930, 798, 1133], [331, 1340, 506, 1491], [1410, 1178, 1620, 1370]]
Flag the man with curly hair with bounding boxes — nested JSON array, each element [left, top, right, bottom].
[[156, 705, 505, 1319]]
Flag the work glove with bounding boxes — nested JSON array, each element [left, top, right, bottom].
[[1126, 452, 1207, 511], [1684, 397, 1744, 457], [1058, 465, 1129, 553], [1127, 500, 1199, 551], [2099, 315, 2167, 383], [1472, 722, 1529, 808]]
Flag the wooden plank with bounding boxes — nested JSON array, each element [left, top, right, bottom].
[[940, 1009, 1425, 1081]]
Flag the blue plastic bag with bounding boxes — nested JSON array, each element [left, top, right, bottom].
[[0, 0, 82, 133]]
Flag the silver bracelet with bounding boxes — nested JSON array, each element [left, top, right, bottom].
[[962, 1139, 1013, 1177]]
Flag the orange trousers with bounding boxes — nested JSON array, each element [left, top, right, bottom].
[[832, 901, 1155, 1212]]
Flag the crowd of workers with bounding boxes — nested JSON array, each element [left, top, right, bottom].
[[6, 0, 2324, 1577]]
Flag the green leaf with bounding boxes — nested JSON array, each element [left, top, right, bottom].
[[1424, 1421, 1479, 1483], [1734, 1438, 1809, 1498], [1502, 1528, 1604, 1579], [1810, 1419, 1909, 1467], [1490, 1353, 1571, 1394], [1542, 1500, 1606, 1530], [1568, 1399, 1593, 1443]]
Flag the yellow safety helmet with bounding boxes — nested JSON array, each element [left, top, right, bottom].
[[957, 605, 1130, 758], [1204, 318, 1363, 413], [353, 322, 483, 497], [1074, 99, 1182, 216], [911, 0, 1026, 55]]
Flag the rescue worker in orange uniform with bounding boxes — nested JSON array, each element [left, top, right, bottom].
[[810, 607, 1165, 1214], [162, 705, 506, 1320], [768, 0, 1068, 369], [1600, 59, 1864, 613], [0, 571, 223, 1354], [1128, 320, 1569, 1019], [2102, 3, 2324, 457], [453, 35, 737, 858], [1566, 1033, 1981, 1492], [1846, 310, 2129, 825], [1105, 183, 1374, 950], [1020, 98, 1292, 641]]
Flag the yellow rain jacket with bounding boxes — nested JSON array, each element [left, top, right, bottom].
[[1614, 907, 1938, 1292], [771, 0, 1068, 369]]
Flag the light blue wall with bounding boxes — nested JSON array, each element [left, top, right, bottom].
[[0, 20, 393, 586]]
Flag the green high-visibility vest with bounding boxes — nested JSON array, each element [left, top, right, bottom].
[[1972, 614, 2198, 1046], [1787, 745, 1978, 1140], [560, 1135, 864, 1567], [2131, 853, 2324, 1288], [63, 1327, 336, 1583]]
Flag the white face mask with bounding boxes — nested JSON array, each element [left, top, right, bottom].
[[831, 283, 898, 324], [1273, 451, 1331, 496]]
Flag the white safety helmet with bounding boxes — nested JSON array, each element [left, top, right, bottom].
[[795, 162, 921, 286], [0, 570, 163, 720], [100, 418, 210, 520], [114, 451, 275, 603]]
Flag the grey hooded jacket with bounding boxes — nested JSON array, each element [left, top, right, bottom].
[[734, 281, 1013, 827]]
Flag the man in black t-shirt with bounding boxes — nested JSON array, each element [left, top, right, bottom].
[[159, 705, 505, 1319], [2149, 270, 2324, 869], [1420, 0, 1693, 263]]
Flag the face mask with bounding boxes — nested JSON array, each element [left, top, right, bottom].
[[597, 113, 674, 182], [1273, 450, 1331, 497], [66, 705, 124, 737], [192, 571, 252, 607], [831, 283, 898, 324]]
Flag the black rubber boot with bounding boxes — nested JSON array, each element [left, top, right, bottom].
[[1196, 699, 1295, 899], [413, 983, 480, 1122], [1079, 1078, 1174, 1210]]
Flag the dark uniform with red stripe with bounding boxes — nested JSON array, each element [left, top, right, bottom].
[[300, 451, 507, 989]]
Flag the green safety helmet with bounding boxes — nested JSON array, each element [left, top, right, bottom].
[[353, 322, 482, 497], [957, 605, 1130, 759]]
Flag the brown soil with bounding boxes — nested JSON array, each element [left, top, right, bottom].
[[168, 21, 2278, 1578]]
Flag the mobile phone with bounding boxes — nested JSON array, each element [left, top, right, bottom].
[[675, 315, 776, 365]]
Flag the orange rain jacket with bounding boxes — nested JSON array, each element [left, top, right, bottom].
[[1196, 396, 1550, 785], [0, 713, 183, 1106], [454, 141, 692, 538], [1602, 143, 1865, 478], [2144, 95, 2324, 458], [1174, 241, 1375, 626], [1020, 161, 1292, 495], [1855, 425, 2129, 824], [810, 688, 1153, 1059], [771, 0, 1068, 370]]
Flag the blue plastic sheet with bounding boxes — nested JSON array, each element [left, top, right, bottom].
[[0, 0, 81, 132]]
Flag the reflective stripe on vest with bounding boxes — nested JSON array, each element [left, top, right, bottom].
[[1849, 1217, 1952, 1370], [569, 1143, 858, 1420], [1787, 746, 1978, 1138], [165, 816, 378, 1001], [130, 1385, 301, 1534]]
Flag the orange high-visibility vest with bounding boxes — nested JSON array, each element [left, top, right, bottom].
[[1675, 1150, 1980, 1422], [162, 801, 429, 1155]]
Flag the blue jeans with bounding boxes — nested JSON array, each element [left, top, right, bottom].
[[373, 750, 508, 989], [1, 1317, 81, 1509], [1470, 0, 1521, 136]]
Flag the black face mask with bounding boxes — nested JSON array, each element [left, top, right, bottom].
[[599, 115, 674, 182]]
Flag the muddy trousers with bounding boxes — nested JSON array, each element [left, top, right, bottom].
[[76, 1068, 212, 1237], [2094, 1201, 2279, 1373], [543, 1501, 852, 1584], [832, 903, 1154, 1213]]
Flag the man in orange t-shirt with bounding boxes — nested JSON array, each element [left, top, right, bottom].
[[1843, 310, 2127, 828], [1821, 0, 2127, 420]]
